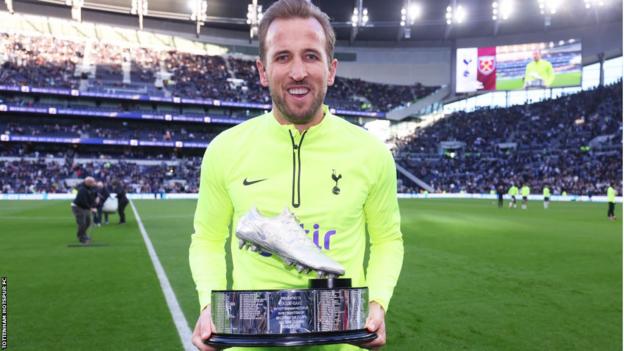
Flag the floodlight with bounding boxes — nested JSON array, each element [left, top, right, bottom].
[[131, 0, 148, 16], [5, 0, 14, 14], [351, 6, 369, 27], [454, 5, 466, 23], [492, 0, 513, 21], [445, 5, 453, 24], [65, 0, 83, 21], [584, 0, 606, 8], [246, 0, 262, 40], [190, 0, 208, 36], [445, 4, 466, 25], [537, 0, 563, 15], [408, 3, 421, 21], [190, 0, 207, 21]]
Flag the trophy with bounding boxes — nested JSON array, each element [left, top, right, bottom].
[[206, 208, 376, 347]]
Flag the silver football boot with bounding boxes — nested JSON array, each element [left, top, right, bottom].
[[236, 207, 345, 278]]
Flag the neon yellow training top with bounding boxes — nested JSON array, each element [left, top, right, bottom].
[[543, 187, 551, 197], [190, 105, 404, 315], [607, 186, 617, 202], [508, 186, 518, 196], [521, 186, 530, 197], [525, 59, 555, 87]]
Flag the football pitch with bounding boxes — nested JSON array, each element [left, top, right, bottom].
[[496, 72, 582, 90], [0, 198, 621, 350]]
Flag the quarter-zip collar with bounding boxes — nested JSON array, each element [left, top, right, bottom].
[[267, 104, 334, 140], [265, 105, 335, 209]]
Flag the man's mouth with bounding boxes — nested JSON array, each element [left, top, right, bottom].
[[287, 87, 310, 97]]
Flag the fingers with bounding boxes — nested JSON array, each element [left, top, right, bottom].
[[361, 302, 387, 350], [191, 307, 218, 351], [361, 318, 386, 350]]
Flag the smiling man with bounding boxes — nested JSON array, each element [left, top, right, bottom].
[[189, 1, 404, 350]]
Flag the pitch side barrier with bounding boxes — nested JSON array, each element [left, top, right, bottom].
[[1, 193, 622, 203], [397, 193, 622, 203]]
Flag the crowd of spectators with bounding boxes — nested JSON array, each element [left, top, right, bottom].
[[0, 157, 201, 194], [163, 51, 232, 100], [394, 81, 622, 195], [0, 32, 437, 112], [0, 33, 83, 88], [226, 57, 271, 103], [348, 78, 436, 112], [1, 116, 220, 143], [2, 32, 619, 196], [1, 83, 620, 195]]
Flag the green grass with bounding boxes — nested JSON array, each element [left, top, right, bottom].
[[496, 71, 582, 90], [0, 201, 181, 351], [0, 199, 621, 350]]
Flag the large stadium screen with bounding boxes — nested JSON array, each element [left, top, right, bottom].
[[455, 39, 582, 93]]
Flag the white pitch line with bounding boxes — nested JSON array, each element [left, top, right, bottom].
[[130, 200, 195, 351]]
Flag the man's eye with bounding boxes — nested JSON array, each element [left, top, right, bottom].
[[276, 55, 288, 62], [306, 54, 319, 60]]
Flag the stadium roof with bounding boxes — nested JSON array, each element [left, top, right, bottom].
[[10, 0, 624, 43]]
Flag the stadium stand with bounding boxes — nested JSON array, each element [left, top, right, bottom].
[[1, 81, 620, 196], [0, 32, 83, 88], [0, 31, 436, 112], [0, 14, 619, 198], [393, 81, 622, 195]]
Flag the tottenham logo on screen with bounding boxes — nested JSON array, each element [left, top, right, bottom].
[[462, 57, 472, 77], [478, 56, 496, 75]]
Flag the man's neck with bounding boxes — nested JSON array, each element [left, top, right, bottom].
[[273, 107, 325, 133]]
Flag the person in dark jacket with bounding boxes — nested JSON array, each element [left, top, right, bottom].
[[496, 184, 504, 208], [113, 180, 129, 224], [93, 181, 110, 226], [71, 176, 97, 244]]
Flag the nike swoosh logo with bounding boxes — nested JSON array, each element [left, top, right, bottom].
[[243, 178, 267, 186]]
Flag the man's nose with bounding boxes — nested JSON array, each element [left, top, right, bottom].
[[289, 58, 307, 81]]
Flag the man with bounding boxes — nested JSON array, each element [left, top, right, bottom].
[[521, 183, 530, 210], [524, 49, 555, 88], [71, 176, 97, 244], [607, 183, 617, 220], [93, 181, 110, 226], [508, 183, 518, 208], [189, 1, 404, 350], [543, 185, 551, 209], [113, 180, 128, 224], [496, 184, 504, 208]]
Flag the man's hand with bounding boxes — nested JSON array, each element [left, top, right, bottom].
[[191, 305, 222, 351], [361, 302, 386, 350]]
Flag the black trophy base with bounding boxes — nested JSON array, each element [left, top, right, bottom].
[[206, 330, 377, 348], [308, 278, 352, 289]]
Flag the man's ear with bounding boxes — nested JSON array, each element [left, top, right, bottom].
[[256, 59, 269, 87], [327, 58, 338, 86]]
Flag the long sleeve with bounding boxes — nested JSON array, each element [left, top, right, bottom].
[[363, 147, 404, 312], [189, 139, 234, 310], [544, 61, 555, 86]]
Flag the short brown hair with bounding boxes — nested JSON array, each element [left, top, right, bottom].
[[258, 0, 335, 64]]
